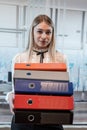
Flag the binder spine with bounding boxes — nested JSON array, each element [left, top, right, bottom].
[[14, 70, 69, 81], [14, 110, 73, 124], [14, 63, 67, 71], [14, 94, 74, 110], [14, 79, 73, 95]]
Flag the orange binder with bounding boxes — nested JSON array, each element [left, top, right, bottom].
[[14, 63, 67, 71], [14, 94, 74, 110]]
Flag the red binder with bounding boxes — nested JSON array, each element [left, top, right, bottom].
[[14, 63, 67, 71], [14, 94, 74, 110]]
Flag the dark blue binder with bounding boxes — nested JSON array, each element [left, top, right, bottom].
[[14, 79, 73, 96]]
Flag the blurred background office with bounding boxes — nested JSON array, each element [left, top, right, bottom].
[[0, 0, 87, 129]]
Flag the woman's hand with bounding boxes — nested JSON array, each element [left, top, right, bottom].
[[8, 92, 15, 114]]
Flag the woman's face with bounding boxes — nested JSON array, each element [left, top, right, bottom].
[[33, 21, 53, 49]]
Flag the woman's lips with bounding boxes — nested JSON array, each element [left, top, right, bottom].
[[40, 40, 47, 44]]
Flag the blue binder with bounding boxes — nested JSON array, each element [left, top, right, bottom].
[[14, 79, 73, 96]]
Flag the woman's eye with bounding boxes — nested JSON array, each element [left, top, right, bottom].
[[37, 30, 52, 35], [46, 31, 51, 35], [37, 30, 43, 34]]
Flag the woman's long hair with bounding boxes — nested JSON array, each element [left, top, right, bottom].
[[26, 14, 56, 62]]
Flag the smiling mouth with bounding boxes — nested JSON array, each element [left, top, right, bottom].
[[40, 40, 47, 44]]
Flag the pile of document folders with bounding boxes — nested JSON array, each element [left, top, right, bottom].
[[14, 63, 74, 125]]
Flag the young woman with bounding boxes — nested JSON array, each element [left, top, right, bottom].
[[7, 14, 67, 130]]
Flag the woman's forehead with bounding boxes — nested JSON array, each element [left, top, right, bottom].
[[34, 21, 52, 30]]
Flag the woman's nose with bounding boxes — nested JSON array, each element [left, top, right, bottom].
[[41, 32, 46, 38]]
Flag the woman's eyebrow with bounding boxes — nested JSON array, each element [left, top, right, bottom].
[[36, 28, 52, 32]]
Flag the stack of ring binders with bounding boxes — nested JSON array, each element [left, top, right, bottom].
[[13, 63, 74, 125]]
